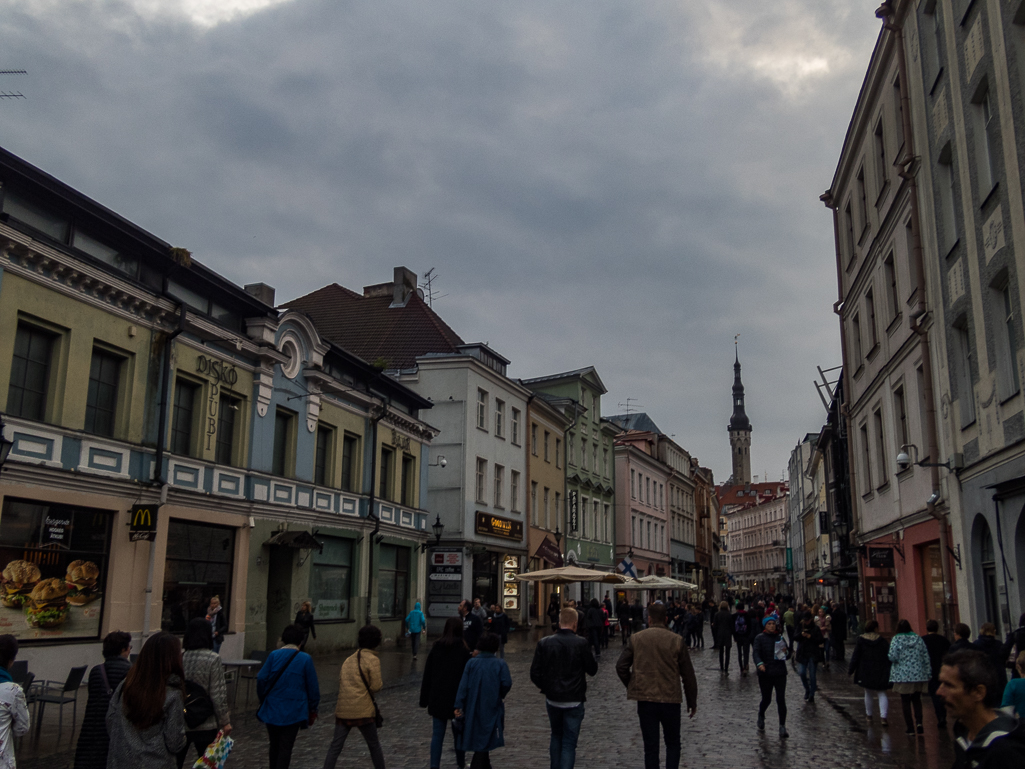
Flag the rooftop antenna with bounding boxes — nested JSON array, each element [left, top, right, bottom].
[[419, 268, 447, 307], [0, 70, 26, 101], [618, 398, 641, 416]]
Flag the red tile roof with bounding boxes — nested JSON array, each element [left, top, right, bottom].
[[281, 283, 465, 370], [716, 481, 788, 509]]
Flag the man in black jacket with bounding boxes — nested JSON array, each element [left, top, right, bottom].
[[458, 599, 483, 652], [923, 618, 952, 728], [531, 607, 598, 769]]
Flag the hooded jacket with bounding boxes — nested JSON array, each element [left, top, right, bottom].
[[752, 629, 789, 677], [848, 633, 891, 691], [405, 602, 426, 634], [888, 632, 932, 684], [953, 713, 1025, 768]]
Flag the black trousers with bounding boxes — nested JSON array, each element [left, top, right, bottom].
[[757, 675, 787, 726], [900, 692, 924, 732], [267, 722, 303, 769], [736, 642, 751, 671], [929, 678, 947, 725], [469, 751, 492, 769], [637, 701, 681, 769], [719, 644, 731, 671], [176, 729, 219, 769]]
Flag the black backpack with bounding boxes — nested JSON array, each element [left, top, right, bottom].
[[183, 679, 215, 729]]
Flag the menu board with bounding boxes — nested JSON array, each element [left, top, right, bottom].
[[502, 555, 519, 611]]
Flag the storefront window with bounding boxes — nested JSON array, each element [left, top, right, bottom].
[[0, 498, 112, 641], [377, 545, 409, 618], [161, 520, 235, 634], [311, 536, 353, 621]]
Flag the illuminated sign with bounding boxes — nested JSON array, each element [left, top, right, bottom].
[[475, 512, 523, 541], [129, 504, 159, 542]]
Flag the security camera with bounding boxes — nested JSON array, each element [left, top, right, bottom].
[[439, 457, 447, 468], [896, 451, 911, 471]]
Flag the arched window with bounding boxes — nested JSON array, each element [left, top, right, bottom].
[[973, 515, 1002, 633]]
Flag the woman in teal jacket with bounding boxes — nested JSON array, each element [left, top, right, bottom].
[[454, 633, 512, 769], [406, 601, 427, 659], [888, 618, 932, 736]]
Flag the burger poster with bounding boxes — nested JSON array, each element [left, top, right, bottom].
[[0, 498, 111, 642]]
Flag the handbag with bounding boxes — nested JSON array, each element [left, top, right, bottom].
[[356, 650, 384, 728], [183, 679, 216, 729], [192, 729, 234, 769]]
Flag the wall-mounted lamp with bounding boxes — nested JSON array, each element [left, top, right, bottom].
[[421, 514, 445, 552], [428, 455, 447, 468]]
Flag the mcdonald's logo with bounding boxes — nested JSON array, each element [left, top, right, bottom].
[[129, 504, 159, 542]]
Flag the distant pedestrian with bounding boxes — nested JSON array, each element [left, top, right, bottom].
[[471, 598, 488, 625], [548, 595, 561, 634], [1003, 652, 1025, 717], [783, 605, 796, 651], [530, 607, 598, 769], [949, 623, 973, 654], [294, 601, 317, 651], [0, 635, 29, 769], [490, 605, 510, 658], [712, 601, 734, 675], [815, 607, 832, 670], [405, 601, 427, 660], [733, 602, 752, 676], [459, 600, 484, 652], [753, 617, 790, 738], [795, 611, 824, 702], [888, 618, 931, 736], [922, 619, 951, 729], [322, 625, 384, 769], [421, 618, 471, 769], [939, 649, 1025, 767], [617, 597, 631, 643], [454, 633, 513, 769], [205, 596, 227, 654], [973, 623, 1014, 702], [848, 620, 891, 727], [74, 630, 131, 769], [177, 618, 232, 769], [106, 632, 187, 769], [616, 602, 698, 769], [585, 599, 605, 660], [256, 624, 321, 769], [630, 599, 643, 634]]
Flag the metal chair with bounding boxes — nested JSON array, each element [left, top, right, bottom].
[[8, 660, 28, 686], [237, 650, 268, 707], [30, 665, 87, 741]]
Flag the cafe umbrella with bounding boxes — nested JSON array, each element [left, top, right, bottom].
[[514, 565, 630, 586]]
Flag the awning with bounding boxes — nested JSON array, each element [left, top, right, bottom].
[[515, 566, 628, 585], [532, 537, 564, 567], [264, 530, 323, 552]]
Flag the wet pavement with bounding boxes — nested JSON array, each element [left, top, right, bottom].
[[19, 628, 958, 769]]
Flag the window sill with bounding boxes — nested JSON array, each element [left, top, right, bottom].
[[943, 238, 961, 260], [999, 388, 1020, 406], [874, 180, 891, 209], [980, 182, 1000, 210], [853, 363, 865, 380], [886, 313, 903, 336], [866, 343, 881, 362], [858, 225, 871, 246], [476, 426, 489, 434], [929, 67, 944, 97], [875, 481, 890, 493]]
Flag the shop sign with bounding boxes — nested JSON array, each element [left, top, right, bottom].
[[475, 512, 523, 541], [195, 355, 238, 385], [533, 537, 563, 567], [785, 548, 793, 571], [868, 548, 895, 569], [502, 555, 519, 611], [129, 504, 159, 542], [568, 491, 579, 531], [428, 549, 463, 616]]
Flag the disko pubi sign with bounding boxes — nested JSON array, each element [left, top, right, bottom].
[[475, 512, 523, 542]]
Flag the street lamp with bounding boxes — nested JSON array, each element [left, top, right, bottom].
[[554, 527, 562, 547], [0, 414, 13, 474], [421, 514, 445, 553]]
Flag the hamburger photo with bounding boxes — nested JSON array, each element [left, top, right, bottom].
[[1, 560, 41, 609], [25, 577, 70, 629], [65, 560, 101, 606]]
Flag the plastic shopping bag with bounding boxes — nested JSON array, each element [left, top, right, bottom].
[[193, 730, 235, 769]]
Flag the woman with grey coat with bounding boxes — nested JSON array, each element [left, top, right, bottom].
[[176, 619, 232, 769]]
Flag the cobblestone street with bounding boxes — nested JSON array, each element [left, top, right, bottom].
[[20, 629, 959, 769]]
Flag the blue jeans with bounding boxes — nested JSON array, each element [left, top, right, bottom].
[[545, 703, 585, 769], [430, 718, 465, 769], [637, 701, 681, 769], [798, 658, 818, 698]]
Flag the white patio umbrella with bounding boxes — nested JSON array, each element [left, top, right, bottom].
[[515, 565, 629, 585]]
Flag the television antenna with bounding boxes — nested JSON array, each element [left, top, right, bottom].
[[419, 268, 448, 307], [0, 70, 26, 100], [618, 398, 641, 416]]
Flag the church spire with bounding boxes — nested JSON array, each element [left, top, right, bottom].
[[728, 341, 752, 485]]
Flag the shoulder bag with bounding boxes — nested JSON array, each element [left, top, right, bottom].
[[356, 649, 384, 728], [183, 679, 216, 729], [258, 649, 301, 705], [98, 662, 114, 696]]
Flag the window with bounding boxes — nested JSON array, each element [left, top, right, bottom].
[[556, 439, 562, 468], [377, 544, 409, 618], [554, 492, 561, 531], [844, 201, 856, 265], [495, 399, 505, 437], [85, 348, 122, 437], [544, 431, 550, 462], [866, 289, 879, 351], [593, 500, 600, 541], [511, 408, 521, 445], [1, 191, 69, 242], [273, 409, 295, 477], [592, 444, 598, 473], [314, 425, 332, 486], [873, 408, 887, 489], [884, 252, 900, 322], [162, 519, 235, 635], [631, 469, 636, 498], [341, 433, 359, 492], [531, 481, 539, 526], [851, 313, 863, 363], [632, 516, 636, 545], [476, 389, 488, 430], [955, 321, 977, 426], [856, 166, 869, 239], [531, 424, 538, 456], [581, 438, 588, 470], [171, 380, 198, 456], [476, 458, 487, 503], [647, 521, 652, 550], [860, 423, 873, 493], [894, 386, 909, 450], [581, 497, 589, 538], [975, 86, 998, 194], [494, 464, 504, 507], [544, 487, 550, 529], [401, 454, 416, 506], [646, 477, 651, 505], [7, 324, 54, 421], [510, 470, 520, 512], [311, 536, 353, 620], [569, 437, 576, 466], [604, 504, 611, 542], [874, 118, 888, 197], [379, 446, 395, 500], [995, 283, 1020, 401], [938, 143, 958, 252], [603, 448, 609, 477], [215, 395, 239, 466]]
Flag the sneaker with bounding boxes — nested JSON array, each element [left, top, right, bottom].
[[757, 715, 765, 731], [808, 695, 815, 703], [881, 718, 888, 727], [779, 726, 789, 739]]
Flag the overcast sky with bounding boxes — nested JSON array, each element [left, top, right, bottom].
[[1, 0, 883, 484]]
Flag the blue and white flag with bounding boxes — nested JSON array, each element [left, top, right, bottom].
[[618, 559, 637, 579]]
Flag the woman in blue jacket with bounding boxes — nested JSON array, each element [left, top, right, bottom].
[[454, 633, 512, 769], [257, 624, 321, 769], [406, 601, 427, 659]]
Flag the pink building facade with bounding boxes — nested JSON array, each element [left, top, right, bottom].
[[614, 431, 670, 578]]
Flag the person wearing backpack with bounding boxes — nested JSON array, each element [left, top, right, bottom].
[[712, 601, 734, 675], [257, 624, 321, 769], [177, 618, 231, 769], [74, 631, 132, 769], [734, 603, 752, 676]]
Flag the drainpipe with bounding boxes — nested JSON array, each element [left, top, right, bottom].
[[363, 396, 388, 627], [144, 302, 186, 642], [877, 0, 956, 636]]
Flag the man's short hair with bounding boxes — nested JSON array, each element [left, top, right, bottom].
[[560, 607, 579, 628], [954, 622, 972, 640], [477, 632, 500, 653], [102, 630, 132, 659], [926, 619, 939, 633], [942, 649, 1003, 706], [980, 622, 997, 636], [648, 602, 667, 625]]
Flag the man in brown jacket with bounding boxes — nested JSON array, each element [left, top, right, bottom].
[[616, 602, 698, 769]]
